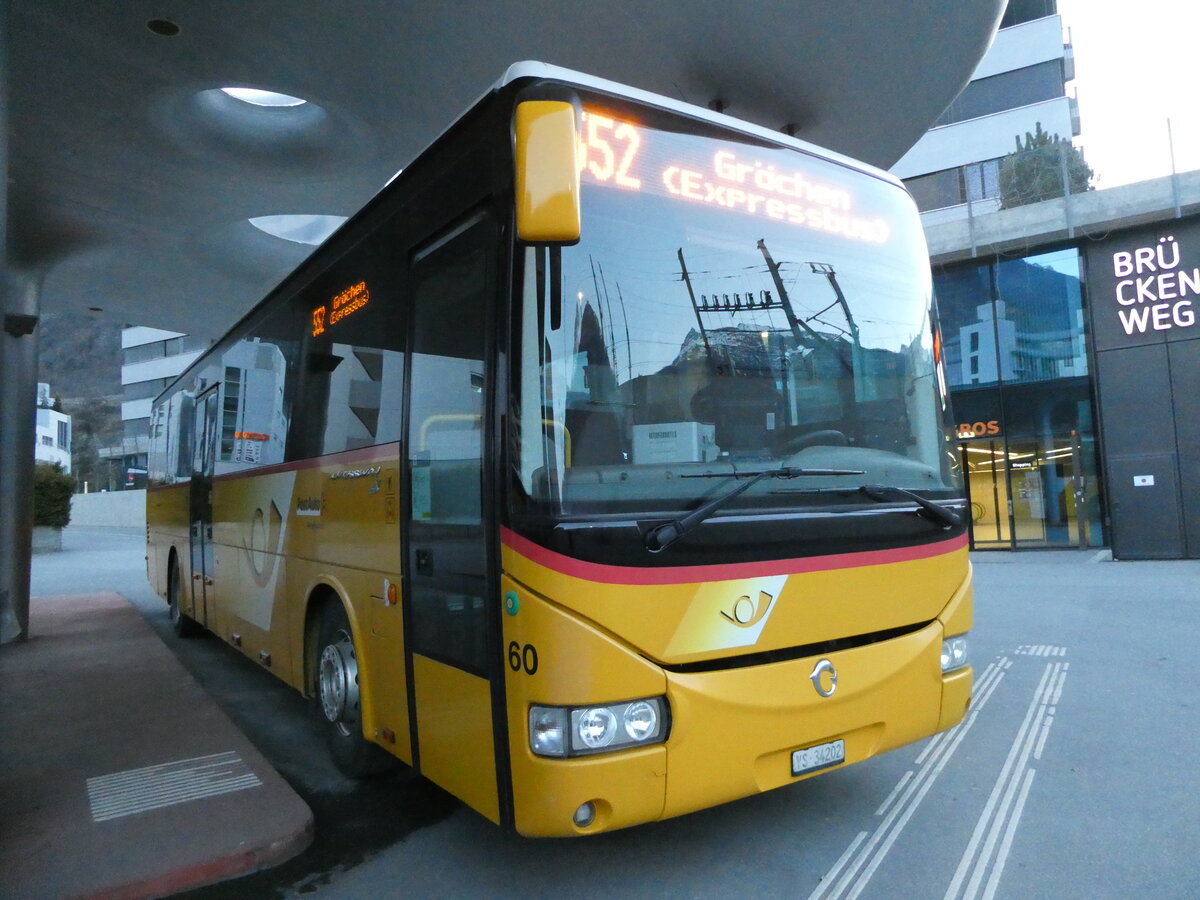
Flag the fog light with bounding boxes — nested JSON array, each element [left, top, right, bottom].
[[941, 634, 969, 673], [573, 801, 596, 828]]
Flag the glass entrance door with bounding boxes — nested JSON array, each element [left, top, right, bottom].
[[962, 438, 1011, 548], [1009, 434, 1087, 548], [962, 431, 1101, 549]]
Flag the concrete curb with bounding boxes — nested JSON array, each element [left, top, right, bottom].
[[0, 592, 313, 898]]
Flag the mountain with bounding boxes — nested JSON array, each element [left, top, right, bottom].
[[36, 312, 125, 489], [36, 311, 123, 400]]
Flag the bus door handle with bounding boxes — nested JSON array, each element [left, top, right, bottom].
[[415, 548, 433, 576]]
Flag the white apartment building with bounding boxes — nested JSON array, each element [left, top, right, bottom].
[[34, 383, 71, 472], [891, 0, 1079, 224]]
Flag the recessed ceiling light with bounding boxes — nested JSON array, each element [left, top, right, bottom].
[[249, 215, 346, 246], [220, 87, 307, 108]]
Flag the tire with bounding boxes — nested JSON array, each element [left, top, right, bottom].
[[168, 555, 201, 638], [315, 600, 396, 778]]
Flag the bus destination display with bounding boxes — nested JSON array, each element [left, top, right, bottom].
[[578, 108, 892, 245]]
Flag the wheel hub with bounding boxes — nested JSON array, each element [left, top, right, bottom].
[[319, 637, 359, 727]]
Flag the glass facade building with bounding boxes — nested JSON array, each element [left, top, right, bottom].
[[934, 247, 1105, 549]]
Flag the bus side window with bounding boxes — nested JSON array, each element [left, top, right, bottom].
[[293, 224, 408, 458]]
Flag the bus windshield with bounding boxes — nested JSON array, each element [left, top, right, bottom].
[[514, 103, 958, 518]]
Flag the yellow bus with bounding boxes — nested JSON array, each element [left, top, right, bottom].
[[146, 62, 972, 836]]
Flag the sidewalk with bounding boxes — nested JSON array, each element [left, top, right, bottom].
[[0, 591, 312, 899]]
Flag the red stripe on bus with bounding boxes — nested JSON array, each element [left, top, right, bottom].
[[500, 526, 967, 585]]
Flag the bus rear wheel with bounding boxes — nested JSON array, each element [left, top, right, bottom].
[[168, 556, 200, 638], [316, 601, 396, 778]]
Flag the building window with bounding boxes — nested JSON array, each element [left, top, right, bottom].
[[994, 249, 1088, 384], [221, 366, 243, 461], [41, 435, 53, 446], [905, 168, 965, 212], [1000, 0, 1057, 29], [965, 160, 1001, 203], [905, 159, 1002, 213], [123, 377, 172, 403], [124, 340, 168, 365], [933, 62, 1065, 129], [969, 331, 980, 352], [57, 421, 69, 449]]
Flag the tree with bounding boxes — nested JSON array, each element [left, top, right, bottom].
[[999, 122, 1093, 209], [64, 395, 122, 492]]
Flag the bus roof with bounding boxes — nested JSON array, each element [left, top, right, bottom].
[[493, 62, 905, 189]]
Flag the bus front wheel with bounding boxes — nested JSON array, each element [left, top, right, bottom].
[[316, 601, 395, 778], [168, 555, 200, 638]]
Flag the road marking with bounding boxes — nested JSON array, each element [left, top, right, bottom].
[[817, 830, 870, 894], [806, 657, 1009, 900], [944, 659, 1069, 900], [1015, 645, 1067, 657], [874, 770, 914, 819], [86, 751, 262, 822], [983, 768, 1036, 900]]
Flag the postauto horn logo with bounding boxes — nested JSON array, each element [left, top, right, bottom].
[[720, 590, 774, 627], [662, 575, 787, 657]]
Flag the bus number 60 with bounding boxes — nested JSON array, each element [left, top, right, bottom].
[[508, 641, 539, 675]]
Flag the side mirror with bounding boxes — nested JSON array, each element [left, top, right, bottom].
[[514, 99, 581, 244]]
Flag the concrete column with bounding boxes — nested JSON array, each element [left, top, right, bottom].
[[1, 0, 38, 645], [1, 275, 40, 645]]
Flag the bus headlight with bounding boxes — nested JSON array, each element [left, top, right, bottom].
[[530, 697, 668, 758], [576, 706, 618, 749], [941, 634, 969, 673], [529, 707, 568, 757], [623, 700, 659, 742]]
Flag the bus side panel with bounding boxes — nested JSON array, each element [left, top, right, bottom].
[[286, 451, 407, 759], [937, 565, 974, 732], [210, 469, 299, 683], [939, 561, 974, 638], [283, 555, 412, 765], [500, 576, 668, 837], [290, 449, 402, 575], [146, 483, 190, 600], [412, 654, 500, 824]]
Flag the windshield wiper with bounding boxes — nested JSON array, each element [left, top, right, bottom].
[[643, 466, 865, 552], [858, 484, 963, 530]]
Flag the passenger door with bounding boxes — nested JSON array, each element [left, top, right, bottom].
[[403, 216, 502, 822], [189, 387, 219, 626]]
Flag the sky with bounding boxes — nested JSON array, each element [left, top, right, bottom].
[[1057, 0, 1200, 188]]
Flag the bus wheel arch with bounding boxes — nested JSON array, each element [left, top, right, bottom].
[[167, 548, 200, 638], [309, 589, 396, 777]]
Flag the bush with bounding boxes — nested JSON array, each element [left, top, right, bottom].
[[34, 462, 74, 528]]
